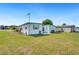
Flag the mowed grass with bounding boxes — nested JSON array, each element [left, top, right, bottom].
[[0, 31, 79, 55]]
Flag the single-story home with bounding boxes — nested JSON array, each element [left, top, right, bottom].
[[56, 25, 75, 32], [75, 27, 79, 32], [0, 25, 7, 30], [18, 22, 56, 35]]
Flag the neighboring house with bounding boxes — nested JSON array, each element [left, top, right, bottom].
[[56, 25, 75, 32], [75, 27, 79, 32], [18, 22, 56, 35], [0, 25, 6, 30], [0, 25, 10, 30]]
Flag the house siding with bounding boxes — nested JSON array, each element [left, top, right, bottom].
[[19, 23, 43, 35], [56, 25, 75, 32], [19, 25, 28, 34], [75, 27, 79, 32], [63, 28, 72, 32], [28, 24, 42, 35], [42, 25, 56, 34]]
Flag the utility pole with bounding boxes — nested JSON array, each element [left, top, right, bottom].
[[27, 13, 31, 23], [27, 13, 31, 35]]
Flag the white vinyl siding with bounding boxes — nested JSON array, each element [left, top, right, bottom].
[[63, 28, 71, 32]]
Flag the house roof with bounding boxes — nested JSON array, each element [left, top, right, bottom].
[[56, 25, 75, 28], [19, 22, 41, 26], [19, 22, 56, 27]]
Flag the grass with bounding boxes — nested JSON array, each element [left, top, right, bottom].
[[0, 31, 79, 55]]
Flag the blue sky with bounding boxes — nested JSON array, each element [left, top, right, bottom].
[[0, 3, 79, 26]]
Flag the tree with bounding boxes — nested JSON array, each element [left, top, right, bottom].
[[42, 19, 53, 25], [10, 25, 17, 30], [62, 23, 66, 26]]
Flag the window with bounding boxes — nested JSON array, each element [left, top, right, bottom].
[[33, 24, 39, 30], [25, 27, 27, 29], [42, 27, 44, 31], [20, 28, 22, 30]]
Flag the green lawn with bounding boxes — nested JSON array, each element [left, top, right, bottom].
[[0, 31, 79, 55]]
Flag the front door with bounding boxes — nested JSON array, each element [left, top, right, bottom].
[[39, 31, 41, 34], [42, 27, 44, 33]]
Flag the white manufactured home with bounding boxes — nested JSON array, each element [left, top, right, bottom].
[[19, 22, 56, 35]]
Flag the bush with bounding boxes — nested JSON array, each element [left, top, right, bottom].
[[51, 30, 55, 33], [9, 25, 17, 30]]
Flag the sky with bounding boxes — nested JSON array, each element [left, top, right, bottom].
[[0, 3, 79, 26]]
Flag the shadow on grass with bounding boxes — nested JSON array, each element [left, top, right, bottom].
[[53, 32, 62, 34], [28, 32, 63, 37], [29, 34, 49, 37]]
